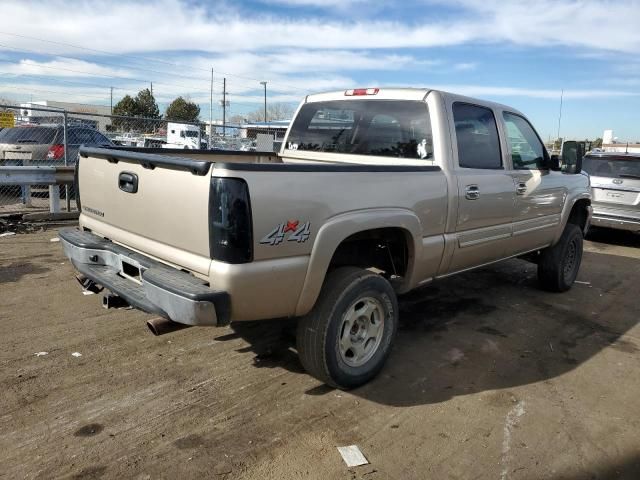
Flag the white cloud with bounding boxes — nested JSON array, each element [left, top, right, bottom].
[[453, 62, 477, 71], [1, 0, 638, 118], [440, 0, 640, 53], [258, 0, 369, 7], [2, 58, 131, 78], [0, 80, 118, 104], [429, 84, 639, 100], [0, 0, 638, 54], [181, 50, 425, 94], [192, 50, 418, 76]]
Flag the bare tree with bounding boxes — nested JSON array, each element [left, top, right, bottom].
[[0, 97, 13, 111], [246, 103, 295, 123]]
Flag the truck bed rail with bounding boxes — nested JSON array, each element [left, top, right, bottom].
[[79, 146, 213, 176]]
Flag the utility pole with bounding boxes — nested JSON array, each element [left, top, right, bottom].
[[222, 77, 226, 137], [556, 89, 563, 143], [110, 87, 113, 115], [260, 81, 267, 123], [150, 82, 153, 96], [209, 68, 213, 149]]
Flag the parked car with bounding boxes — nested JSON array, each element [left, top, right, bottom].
[[59, 88, 592, 389], [582, 152, 640, 232], [0, 125, 114, 167]]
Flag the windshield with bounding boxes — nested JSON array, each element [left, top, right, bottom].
[[0, 126, 58, 144], [285, 100, 433, 160], [583, 155, 640, 179], [184, 131, 199, 138]]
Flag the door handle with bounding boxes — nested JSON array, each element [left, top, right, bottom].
[[465, 185, 480, 200], [118, 171, 138, 193], [516, 182, 527, 195]]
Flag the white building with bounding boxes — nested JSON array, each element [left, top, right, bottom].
[[601, 129, 640, 154], [18, 101, 112, 131]]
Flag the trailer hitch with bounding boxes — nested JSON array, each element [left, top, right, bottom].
[[76, 274, 103, 294]]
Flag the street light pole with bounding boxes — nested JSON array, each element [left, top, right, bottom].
[[557, 88, 563, 144], [209, 68, 213, 149], [260, 81, 267, 123]]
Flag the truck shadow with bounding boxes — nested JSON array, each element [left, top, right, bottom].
[[542, 451, 640, 480], [0, 261, 51, 284], [225, 243, 639, 407], [586, 226, 640, 248]]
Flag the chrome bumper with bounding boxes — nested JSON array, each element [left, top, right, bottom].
[[59, 228, 230, 326], [591, 215, 640, 232], [591, 205, 640, 233]]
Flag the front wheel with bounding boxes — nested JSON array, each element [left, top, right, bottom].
[[296, 267, 398, 389], [537, 223, 584, 292]]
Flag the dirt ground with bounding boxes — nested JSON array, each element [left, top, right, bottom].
[[1, 226, 639, 480]]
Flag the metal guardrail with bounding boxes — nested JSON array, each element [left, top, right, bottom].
[[1, 102, 286, 215], [0, 166, 75, 213], [0, 166, 75, 185]]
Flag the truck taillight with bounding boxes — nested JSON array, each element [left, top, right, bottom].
[[209, 177, 253, 264], [47, 144, 65, 160], [345, 88, 379, 96]]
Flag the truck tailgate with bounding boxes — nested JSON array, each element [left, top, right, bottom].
[[77, 148, 213, 275]]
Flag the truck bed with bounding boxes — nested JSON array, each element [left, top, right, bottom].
[[75, 146, 446, 320]]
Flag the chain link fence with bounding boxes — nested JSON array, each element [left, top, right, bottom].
[[0, 104, 287, 214]]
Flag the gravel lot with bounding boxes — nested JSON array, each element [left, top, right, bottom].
[[1, 226, 639, 480]]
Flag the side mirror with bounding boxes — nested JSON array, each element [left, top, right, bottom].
[[548, 154, 560, 171], [560, 140, 583, 174]]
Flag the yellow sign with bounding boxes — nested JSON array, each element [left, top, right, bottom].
[[0, 111, 15, 128]]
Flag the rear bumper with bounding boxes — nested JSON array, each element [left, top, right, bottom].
[[591, 208, 640, 232], [59, 228, 230, 326]]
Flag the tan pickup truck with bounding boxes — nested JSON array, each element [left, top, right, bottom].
[[60, 88, 591, 388]]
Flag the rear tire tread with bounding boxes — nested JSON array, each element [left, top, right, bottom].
[[296, 267, 397, 389]]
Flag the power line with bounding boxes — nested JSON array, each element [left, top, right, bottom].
[[0, 30, 308, 93], [0, 40, 220, 85], [0, 71, 134, 92], [0, 46, 212, 92], [0, 78, 276, 111], [0, 43, 278, 99], [0, 83, 115, 101]]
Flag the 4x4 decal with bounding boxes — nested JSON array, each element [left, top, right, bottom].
[[260, 220, 311, 245]]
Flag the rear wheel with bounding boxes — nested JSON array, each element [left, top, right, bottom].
[[296, 267, 398, 389], [538, 223, 583, 292]]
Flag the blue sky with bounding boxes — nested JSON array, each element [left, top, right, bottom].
[[1, 0, 639, 140]]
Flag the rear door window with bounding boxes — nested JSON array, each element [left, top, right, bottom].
[[286, 100, 433, 160], [0, 127, 58, 144], [452, 103, 502, 169]]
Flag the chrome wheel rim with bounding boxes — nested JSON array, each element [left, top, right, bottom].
[[338, 296, 385, 368], [563, 238, 578, 282]]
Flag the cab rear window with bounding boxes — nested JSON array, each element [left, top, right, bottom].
[[285, 100, 433, 160]]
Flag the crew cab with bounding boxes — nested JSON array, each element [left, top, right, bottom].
[[59, 88, 592, 388]]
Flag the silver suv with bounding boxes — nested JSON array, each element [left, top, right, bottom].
[[0, 125, 113, 166], [583, 152, 640, 232]]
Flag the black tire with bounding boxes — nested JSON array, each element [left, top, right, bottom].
[[538, 223, 583, 292], [296, 267, 398, 389]]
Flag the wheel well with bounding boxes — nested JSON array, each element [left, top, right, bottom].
[[568, 199, 591, 233], [328, 228, 411, 279]]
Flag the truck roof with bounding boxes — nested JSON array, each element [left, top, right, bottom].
[[305, 88, 521, 116]]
